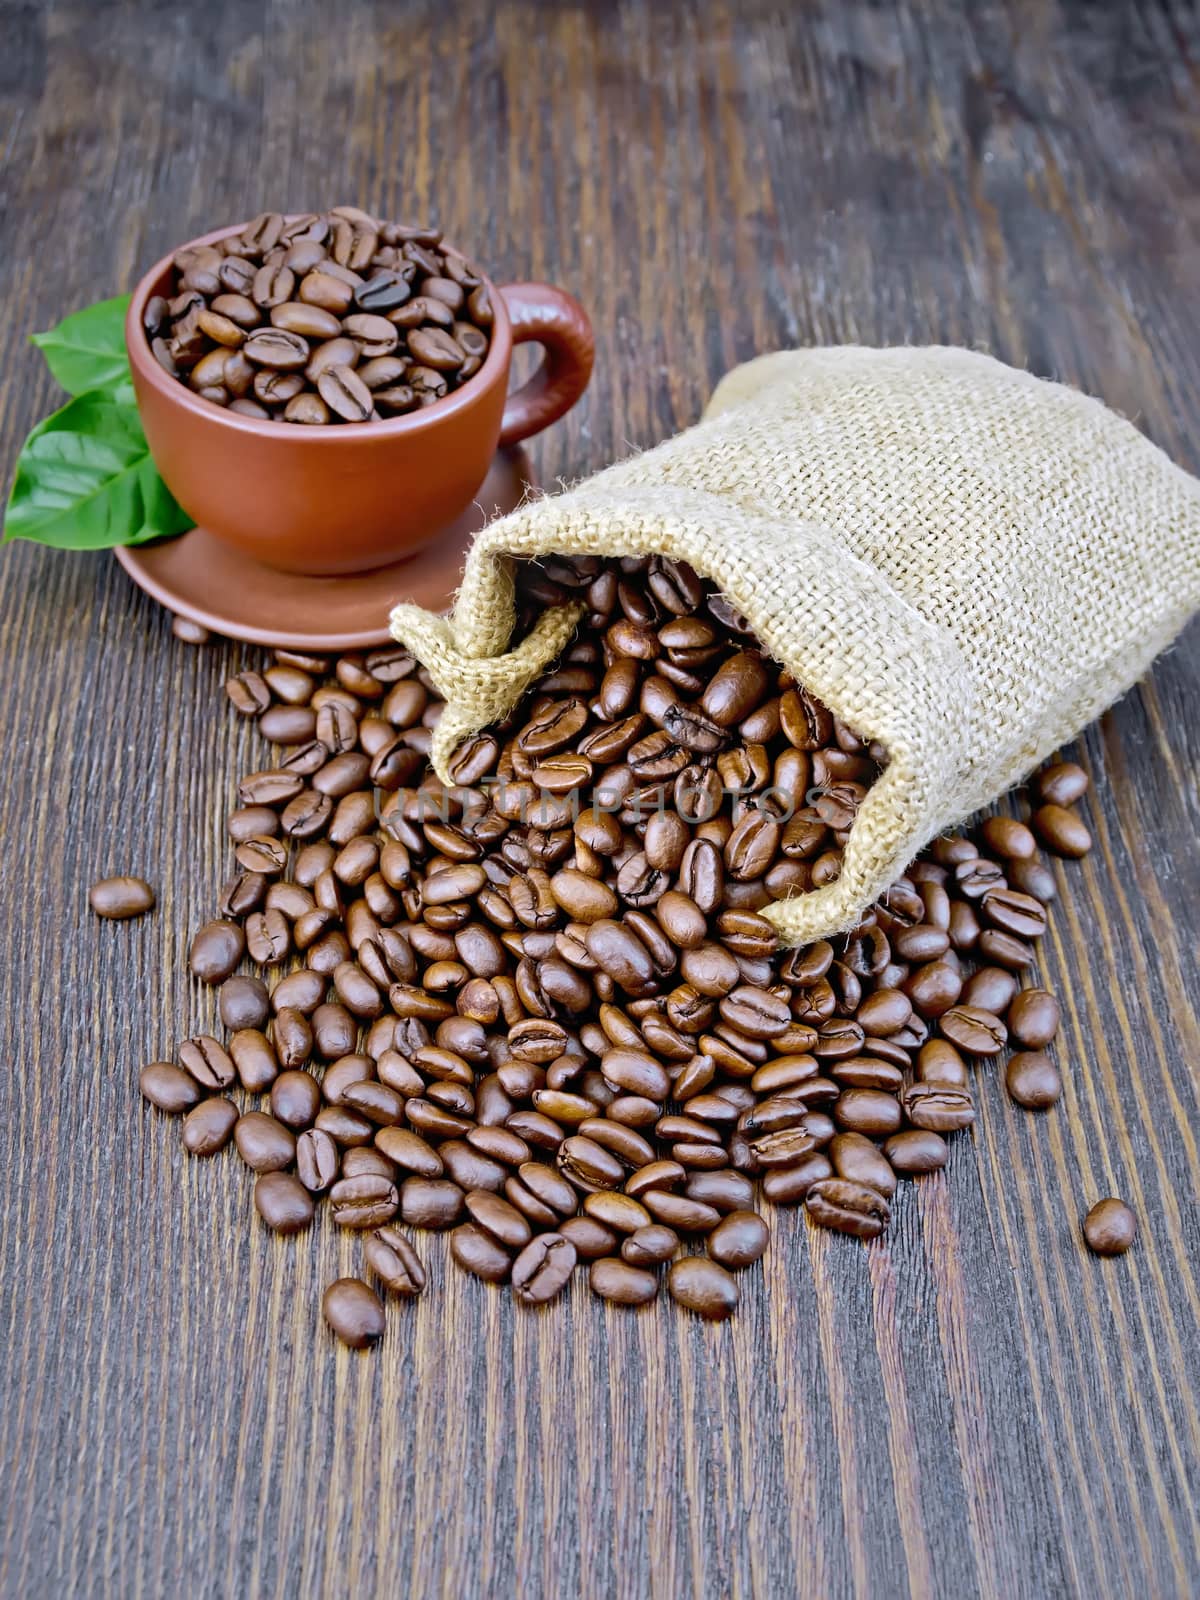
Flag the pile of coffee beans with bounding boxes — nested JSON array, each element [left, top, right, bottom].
[[144, 207, 492, 423], [141, 555, 1096, 1344]]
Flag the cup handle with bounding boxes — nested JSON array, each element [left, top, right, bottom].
[[497, 283, 595, 448]]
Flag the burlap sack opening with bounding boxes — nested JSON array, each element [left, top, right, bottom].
[[390, 347, 1200, 946]]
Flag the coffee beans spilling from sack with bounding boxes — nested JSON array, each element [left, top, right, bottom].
[[144, 206, 492, 422], [144, 556, 1092, 1343]]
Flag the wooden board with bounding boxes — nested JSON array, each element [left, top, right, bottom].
[[1, 2, 1197, 1595]]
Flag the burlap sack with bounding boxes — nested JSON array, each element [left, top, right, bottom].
[[390, 347, 1200, 946]]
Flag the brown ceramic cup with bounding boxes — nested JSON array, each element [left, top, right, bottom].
[[125, 222, 594, 576]]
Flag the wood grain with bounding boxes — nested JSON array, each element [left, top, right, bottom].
[[1, 2, 1198, 1596]]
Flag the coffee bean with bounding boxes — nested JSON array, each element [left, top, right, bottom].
[[1005, 1052, 1062, 1109], [980, 816, 1037, 860], [243, 327, 310, 369], [219, 974, 270, 1030], [1032, 804, 1092, 858], [182, 1096, 238, 1156], [1009, 987, 1060, 1048], [179, 1035, 236, 1091], [1082, 1197, 1136, 1256], [667, 1257, 739, 1319], [883, 1129, 948, 1174], [511, 1233, 578, 1305], [589, 1257, 658, 1306], [140, 1061, 200, 1114], [450, 1222, 511, 1282], [707, 1210, 769, 1268], [322, 1277, 385, 1347], [255, 1171, 315, 1233], [89, 875, 155, 919], [901, 1081, 975, 1132], [1035, 762, 1089, 807], [189, 920, 246, 983], [939, 1005, 1007, 1056], [330, 1173, 400, 1229], [271, 1069, 321, 1129], [235, 1111, 296, 1171], [364, 1227, 426, 1295], [829, 1133, 897, 1199], [400, 1177, 464, 1228], [295, 1128, 339, 1192], [226, 671, 271, 715], [465, 1189, 532, 1249], [805, 1177, 890, 1239]]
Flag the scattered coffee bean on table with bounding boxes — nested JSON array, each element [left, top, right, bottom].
[[138, 554, 1104, 1341], [147, 207, 492, 423], [322, 1277, 386, 1348], [1083, 1197, 1137, 1256], [89, 875, 155, 920]]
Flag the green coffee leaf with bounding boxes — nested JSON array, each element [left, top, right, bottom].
[[29, 294, 133, 396], [3, 391, 191, 550]]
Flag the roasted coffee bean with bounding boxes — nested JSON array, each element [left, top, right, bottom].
[[1035, 762, 1089, 807], [89, 875, 155, 919], [450, 1222, 511, 1282], [189, 919, 245, 982], [621, 1224, 680, 1266], [244, 327, 309, 368], [271, 1069, 322, 1129], [939, 1005, 1007, 1056], [510, 1233, 577, 1304], [833, 1088, 901, 1137], [961, 965, 1018, 1015], [400, 1177, 464, 1228], [684, 1170, 756, 1212], [805, 1177, 890, 1239], [641, 1191, 722, 1232], [226, 670, 272, 715], [330, 1173, 400, 1228], [465, 1189, 532, 1250], [830, 1132, 897, 1198], [140, 1061, 200, 1114], [1008, 987, 1060, 1048], [1008, 856, 1058, 903], [589, 1257, 658, 1306], [179, 1035, 236, 1091], [1082, 1197, 1136, 1256], [901, 1081, 975, 1132], [291, 1127, 337, 1192], [883, 1128, 948, 1174], [761, 1152, 832, 1203], [667, 1257, 738, 1319], [1005, 1052, 1062, 1109], [254, 1171, 314, 1233], [1033, 804, 1092, 858], [182, 1096, 238, 1156], [234, 1111, 296, 1172], [219, 974, 270, 1030], [322, 1277, 385, 1347], [980, 815, 1037, 860], [363, 1226, 426, 1295], [707, 1210, 769, 1268]]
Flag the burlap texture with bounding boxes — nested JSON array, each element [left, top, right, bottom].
[[390, 347, 1200, 946]]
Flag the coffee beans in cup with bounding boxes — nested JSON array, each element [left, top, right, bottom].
[[140, 553, 1101, 1345], [145, 207, 493, 423]]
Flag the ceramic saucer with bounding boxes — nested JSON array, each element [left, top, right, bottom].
[[115, 447, 536, 650]]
